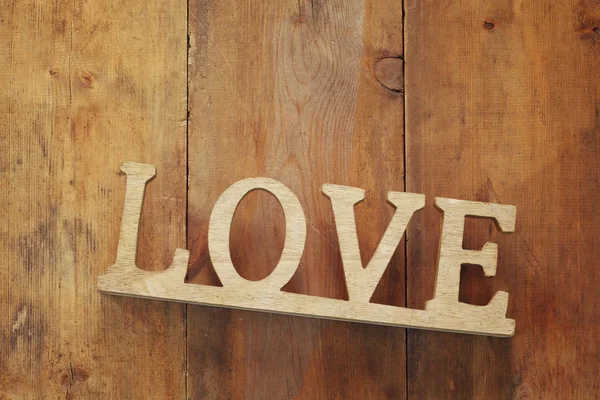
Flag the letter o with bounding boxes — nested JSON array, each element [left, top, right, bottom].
[[208, 177, 306, 290]]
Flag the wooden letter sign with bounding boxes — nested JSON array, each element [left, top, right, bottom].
[[98, 162, 517, 337]]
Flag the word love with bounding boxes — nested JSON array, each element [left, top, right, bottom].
[[98, 162, 517, 337]]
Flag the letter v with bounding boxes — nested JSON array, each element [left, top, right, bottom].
[[322, 184, 425, 303]]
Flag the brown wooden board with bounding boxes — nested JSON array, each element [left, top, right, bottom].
[[3, 0, 600, 396], [0, 0, 187, 397], [187, 0, 406, 397], [405, 0, 600, 397]]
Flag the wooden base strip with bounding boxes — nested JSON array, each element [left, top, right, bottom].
[[98, 251, 514, 337]]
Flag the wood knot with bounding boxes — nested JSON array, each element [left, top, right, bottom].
[[576, 25, 600, 43], [483, 21, 495, 30], [374, 57, 403, 93], [78, 71, 95, 89], [60, 364, 90, 386]]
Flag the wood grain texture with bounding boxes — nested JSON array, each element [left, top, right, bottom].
[[405, 0, 600, 397], [0, 0, 187, 397], [187, 0, 406, 397]]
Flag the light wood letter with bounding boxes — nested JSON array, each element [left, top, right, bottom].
[[208, 178, 306, 290], [113, 162, 156, 269], [322, 184, 425, 302], [426, 198, 516, 317]]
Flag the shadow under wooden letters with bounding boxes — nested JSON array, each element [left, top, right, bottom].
[[98, 161, 517, 337]]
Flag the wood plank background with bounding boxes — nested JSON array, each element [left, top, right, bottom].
[[186, 0, 406, 398], [0, 0, 187, 397], [405, 0, 600, 398], [1, 0, 599, 398]]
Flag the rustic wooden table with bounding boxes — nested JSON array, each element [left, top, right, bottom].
[[1, 0, 598, 398]]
